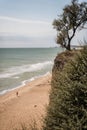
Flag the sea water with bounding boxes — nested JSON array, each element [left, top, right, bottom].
[[0, 48, 63, 95]]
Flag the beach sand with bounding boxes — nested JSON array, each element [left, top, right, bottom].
[[0, 74, 51, 130]]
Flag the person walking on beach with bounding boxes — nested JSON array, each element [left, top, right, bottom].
[[16, 91, 19, 97]]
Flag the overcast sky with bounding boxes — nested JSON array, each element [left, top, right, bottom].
[[0, 0, 87, 48]]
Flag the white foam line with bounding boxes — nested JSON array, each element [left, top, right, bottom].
[[0, 61, 53, 79], [0, 72, 51, 95]]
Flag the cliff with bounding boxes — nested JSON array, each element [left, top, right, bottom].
[[43, 47, 87, 130]]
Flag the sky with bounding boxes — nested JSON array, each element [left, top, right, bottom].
[[0, 0, 87, 48]]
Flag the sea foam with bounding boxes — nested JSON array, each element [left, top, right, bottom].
[[0, 72, 51, 95], [0, 61, 53, 79]]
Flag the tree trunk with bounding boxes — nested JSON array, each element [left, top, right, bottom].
[[66, 28, 76, 51], [66, 40, 71, 51]]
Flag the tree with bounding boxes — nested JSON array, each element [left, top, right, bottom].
[[53, 0, 87, 50]]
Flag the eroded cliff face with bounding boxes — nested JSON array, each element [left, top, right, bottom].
[[52, 50, 77, 75]]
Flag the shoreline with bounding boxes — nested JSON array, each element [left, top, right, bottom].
[[0, 72, 51, 96], [0, 73, 51, 130]]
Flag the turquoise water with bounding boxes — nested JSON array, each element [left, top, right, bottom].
[[0, 48, 63, 95]]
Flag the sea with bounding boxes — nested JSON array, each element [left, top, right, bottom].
[[0, 48, 63, 95]]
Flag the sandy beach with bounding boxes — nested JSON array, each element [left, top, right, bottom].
[[0, 74, 51, 130]]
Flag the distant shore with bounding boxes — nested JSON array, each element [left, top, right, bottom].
[[0, 73, 51, 130]]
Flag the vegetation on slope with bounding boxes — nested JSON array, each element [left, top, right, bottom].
[[43, 46, 87, 130]]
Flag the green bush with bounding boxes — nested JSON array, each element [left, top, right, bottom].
[[43, 46, 87, 130]]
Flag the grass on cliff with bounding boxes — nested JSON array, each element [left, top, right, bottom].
[[43, 46, 87, 130]]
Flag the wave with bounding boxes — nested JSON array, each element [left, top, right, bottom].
[[21, 71, 51, 86], [0, 61, 52, 79], [0, 72, 51, 95]]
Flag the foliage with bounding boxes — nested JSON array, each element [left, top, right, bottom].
[[43, 46, 87, 130], [53, 0, 87, 50]]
